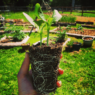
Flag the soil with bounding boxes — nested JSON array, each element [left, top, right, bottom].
[[55, 27, 95, 36], [29, 38, 64, 94], [83, 37, 93, 40], [14, 22, 31, 26]]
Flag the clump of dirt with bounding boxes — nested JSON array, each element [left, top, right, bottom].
[[29, 41, 63, 94]]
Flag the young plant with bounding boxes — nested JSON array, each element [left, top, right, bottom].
[[56, 30, 66, 42], [66, 25, 71, 32], [13, 30, 25, 41], [66, 40, 73, 46], [23, 3, 62, 46]]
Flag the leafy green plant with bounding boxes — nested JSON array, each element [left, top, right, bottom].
[[56, 30, 66, 42], [59, 15, 76, 23], [4, 25, 23, 32], [76, 24, 84, 33], [66, 25, 71, 32], [23, 3, 62, 46], [76, 24, 83, 30], [66, 40, 73, 46], [13, 30, 25, 41]]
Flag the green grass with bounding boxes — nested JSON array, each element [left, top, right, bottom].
[[63, 12, 95, 17]]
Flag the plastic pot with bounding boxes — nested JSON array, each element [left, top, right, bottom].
[[73, 42, 81, 51], [82, 36, 94, 47]]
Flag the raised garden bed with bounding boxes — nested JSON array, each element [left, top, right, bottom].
[[81, 24, 95, 28], [50, 27, 95, 39], [0, 35, 29, 47], [52, 22, 76, 26]]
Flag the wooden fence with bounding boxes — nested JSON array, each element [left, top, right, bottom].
[[0, 6, 95, 16], [51, 6, 95, 16]]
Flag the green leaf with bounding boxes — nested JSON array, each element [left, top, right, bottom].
[[23, 12, 39, 30], [52, 10, 62, 22], [34, 3, 46, 22], [47, 17, 53, 26]]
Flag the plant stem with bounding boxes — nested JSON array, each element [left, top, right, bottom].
[[40, 32, 42, 46], [47, 24, 50, 46]]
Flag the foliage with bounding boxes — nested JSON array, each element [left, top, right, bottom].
[[4, 25, 23, 32], [76, 24, 83, 30], [56, 30, 66, 42], [23, 3, 62, 46], [66, 40, 73, 46], [66, 25, 71, 32], [59, 15, 76, 23], [13, 30, 25, 41]]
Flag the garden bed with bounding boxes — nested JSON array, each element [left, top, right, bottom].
[[0, 35, 29, 47], [50, 27, 95, 39]]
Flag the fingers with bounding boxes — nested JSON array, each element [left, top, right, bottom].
[[58, 68, 64, 75], [56, 80, 62, 87], [17, 52, 30, 78], [57, 68, 64, 87]]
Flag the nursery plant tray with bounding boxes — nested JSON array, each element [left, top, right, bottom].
[[0, 36, 30, 47]]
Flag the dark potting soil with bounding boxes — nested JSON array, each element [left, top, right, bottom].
[[84, 37, 93, 40], [29, 42, 63, 94]]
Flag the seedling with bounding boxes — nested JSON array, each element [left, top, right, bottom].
[[56, 30, 66, 42], [13, 30, 25, 41], [66, 40, 73, 46], [23, 3, 62, 46]]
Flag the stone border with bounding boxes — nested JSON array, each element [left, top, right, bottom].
[[0, 36, 30, 47], [50, 27, 95, 39]]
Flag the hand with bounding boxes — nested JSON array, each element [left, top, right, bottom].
[[17, 52, 64, 95]]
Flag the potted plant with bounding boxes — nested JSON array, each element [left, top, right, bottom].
[[82, 36, 94, 47], [73, 41, 81, 51], [23, 3, 64, 94]]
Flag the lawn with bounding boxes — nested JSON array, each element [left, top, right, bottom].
[[0, 11, 95, 95]]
